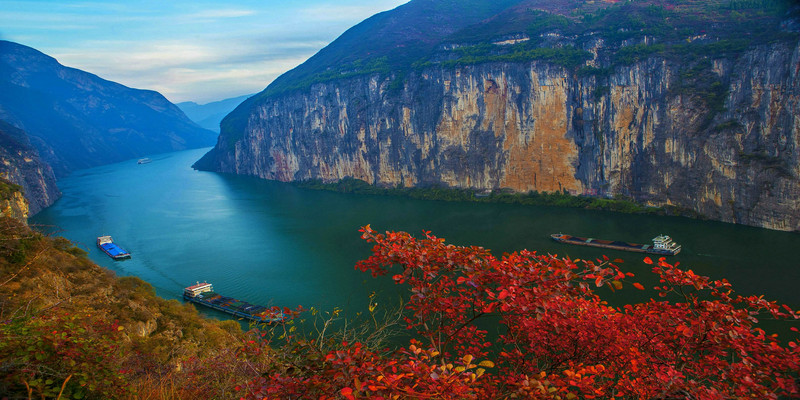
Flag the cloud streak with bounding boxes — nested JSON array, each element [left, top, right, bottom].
[[50, 37, 327, 102], [0, 0, 410, 103]]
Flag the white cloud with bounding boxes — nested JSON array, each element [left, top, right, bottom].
[[50, 38, 318, 103]]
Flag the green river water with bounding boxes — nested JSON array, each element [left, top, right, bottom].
[[31, 148, 800, 334]]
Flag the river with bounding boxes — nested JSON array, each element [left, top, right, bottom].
[[31, 148, 800, 332]]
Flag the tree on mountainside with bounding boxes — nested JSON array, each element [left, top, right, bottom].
[[240, 226, 800, 399]]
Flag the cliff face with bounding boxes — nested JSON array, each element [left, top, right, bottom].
[[198, 39, 800, 231], [0, 120, 60, 215]]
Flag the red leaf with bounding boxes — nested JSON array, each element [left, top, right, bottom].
[[643, 257, 653, 265], [340, 387, 355, 400], [498, 289, 509, 300], [633, 282, 645, 290]]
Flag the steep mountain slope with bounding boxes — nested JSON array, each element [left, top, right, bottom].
[[196, 0, 800, 231], [218, 0, 525, 137], [178, 94, 253, 132], [261, 0, 524, 94], [0, 120, 59, 214], [0, 40, 217, 177]]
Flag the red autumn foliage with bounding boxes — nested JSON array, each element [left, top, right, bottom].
[[240, 226, 800, 399]]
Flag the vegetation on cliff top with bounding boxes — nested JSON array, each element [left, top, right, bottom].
[[246, 0, 796, 100]]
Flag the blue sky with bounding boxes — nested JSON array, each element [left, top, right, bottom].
[[0, 0, 409, 103]]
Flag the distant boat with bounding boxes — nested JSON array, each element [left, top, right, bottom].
[[137, 158, 151, 164], [183, 282, 285, 324], [551, 233, 681, 256], [96, 235, 131, 259]]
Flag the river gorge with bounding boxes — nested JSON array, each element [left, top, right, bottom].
[[30, 148, 800, 326]]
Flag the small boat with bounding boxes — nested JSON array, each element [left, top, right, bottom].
[[551, 233, 681, 256], [96, 235, 131, 259], [137, 158, 151, 164], [183, 282, 284, 324]]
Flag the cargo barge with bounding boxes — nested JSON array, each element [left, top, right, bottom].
[[96, 236, 131, 259], [183, 282, 284, 324], [551, 233, 681, 256]]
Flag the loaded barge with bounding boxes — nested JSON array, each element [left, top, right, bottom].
[[96, 236, 131, 259], [551, 233, 681, 256], [183, 282, 284, 324]]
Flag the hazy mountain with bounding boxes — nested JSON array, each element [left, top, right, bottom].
[[177, 94, 253, 132], [0, 40, 217, 177]]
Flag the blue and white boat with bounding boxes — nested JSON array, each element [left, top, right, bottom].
[[96, 235, 131, 259]]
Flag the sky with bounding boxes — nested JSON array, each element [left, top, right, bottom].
[[0, 0, 409, 104]]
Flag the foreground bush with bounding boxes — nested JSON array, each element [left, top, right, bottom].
[[240, 226, 800, 399], [2, 217, 798, 398]]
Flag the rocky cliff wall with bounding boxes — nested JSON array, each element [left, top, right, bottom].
[[199, 40, 800, 231], [0, 120, 60, 215]]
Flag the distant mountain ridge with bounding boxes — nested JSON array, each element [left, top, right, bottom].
[[0, 40, 217, 178], [177, 94, 253, 132]]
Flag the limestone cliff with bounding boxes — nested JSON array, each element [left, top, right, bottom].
[[196, 1, 800, 231], [0, 120, 60, 215]]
